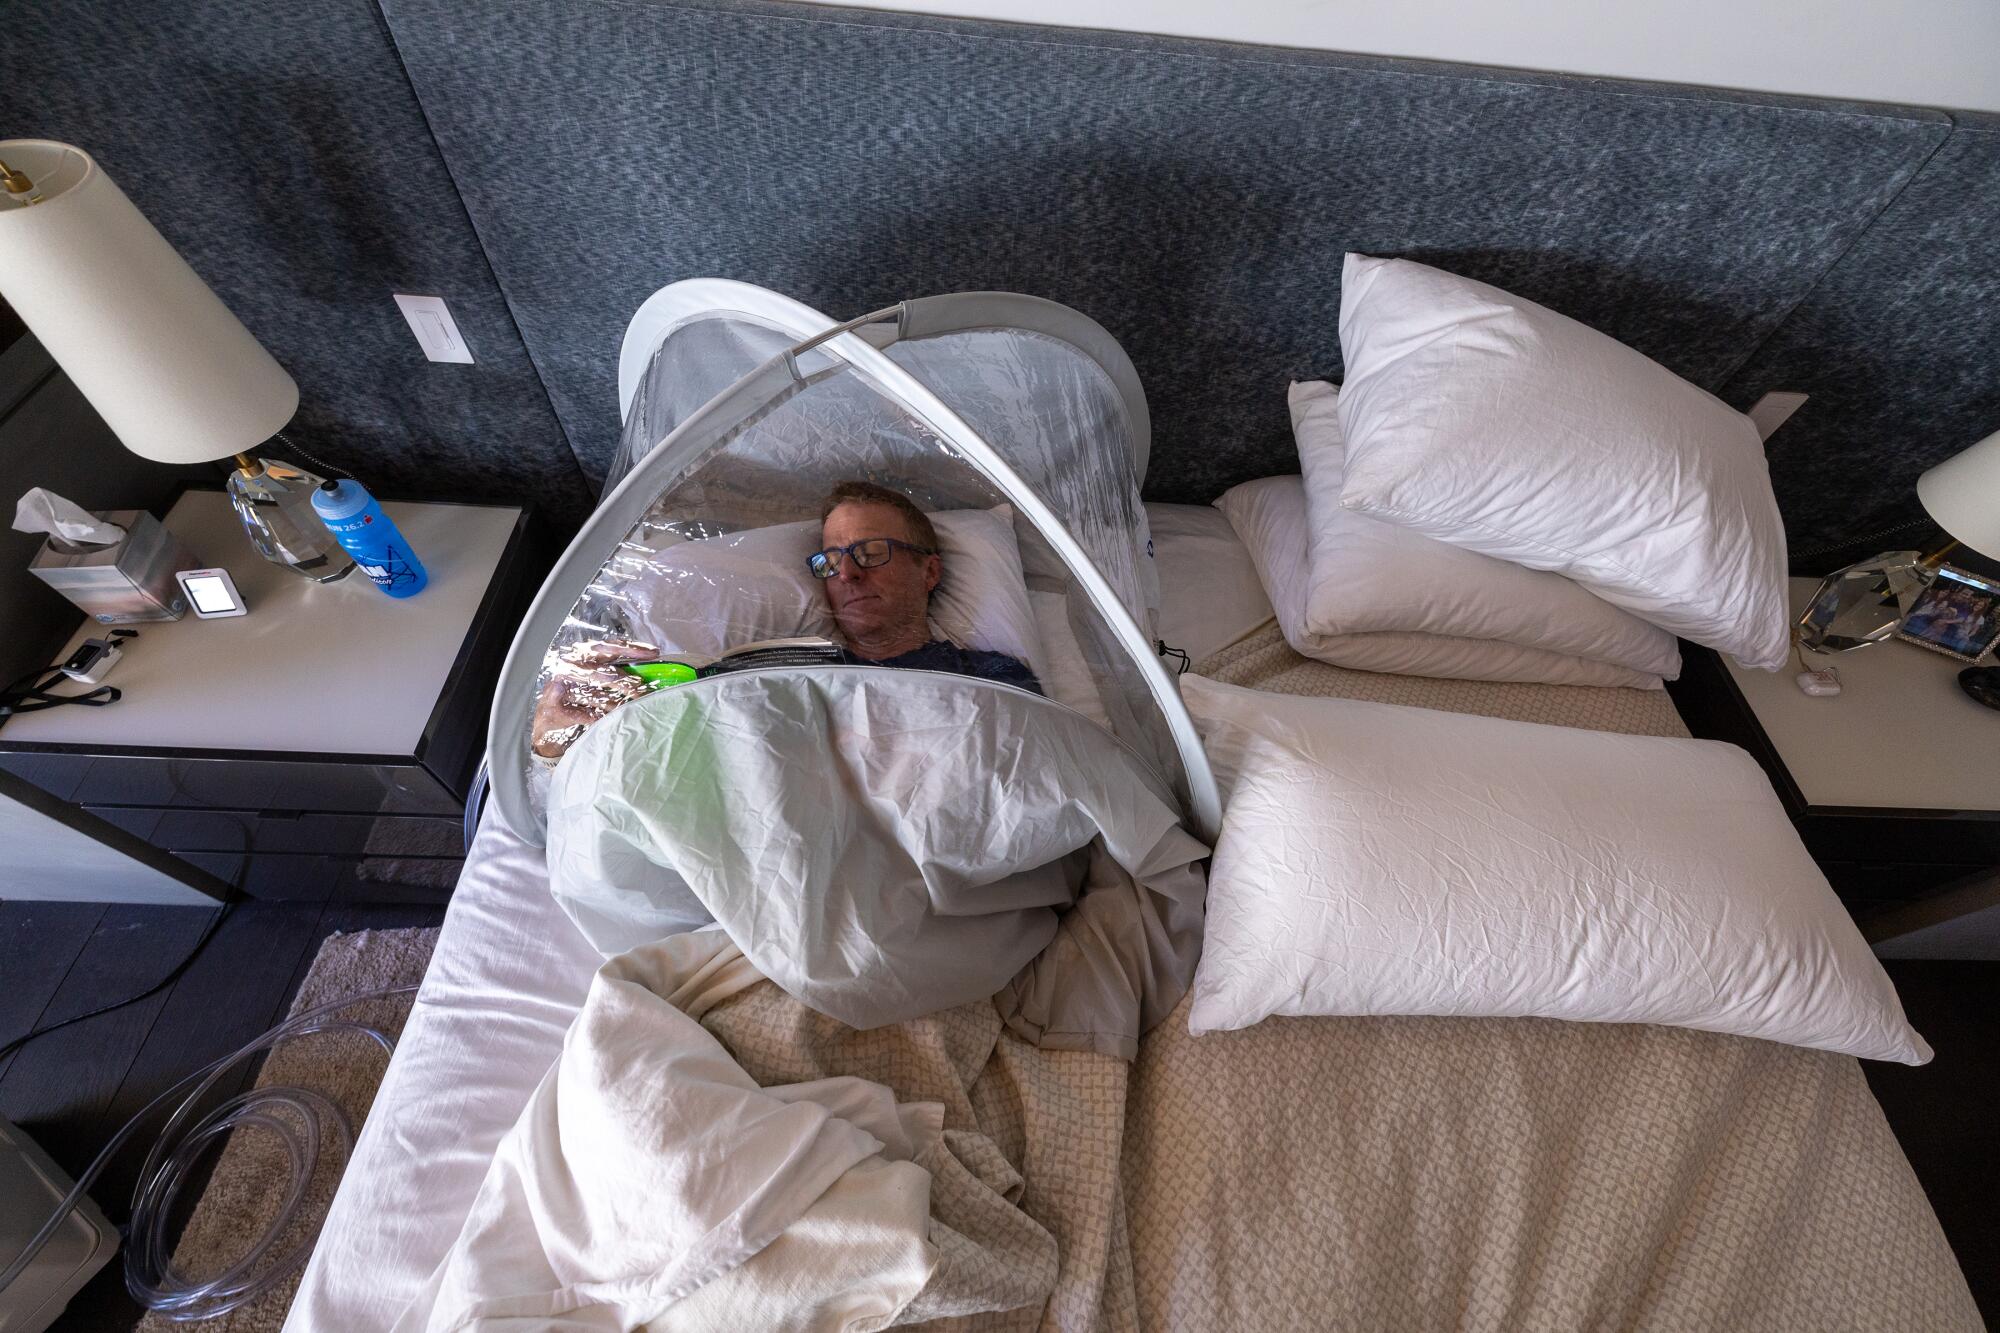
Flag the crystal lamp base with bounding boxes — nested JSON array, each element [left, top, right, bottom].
[[1796, 551, 1931, 653], [226, 458, 354, 583]]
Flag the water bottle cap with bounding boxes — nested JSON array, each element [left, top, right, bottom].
[[310, 477, 372, 520]]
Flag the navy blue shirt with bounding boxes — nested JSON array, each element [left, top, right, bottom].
[[840, 640, 1043, 696]]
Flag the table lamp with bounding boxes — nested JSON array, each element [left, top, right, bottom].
[[1915, 429, 2000, 565], [0, 139, 350, 581], [1798, 427, 2000, 653]]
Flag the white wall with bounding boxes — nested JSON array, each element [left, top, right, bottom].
[[818, 1, 2000, 114]]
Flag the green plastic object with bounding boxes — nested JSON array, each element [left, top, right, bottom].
[[617, 660, 700, 688]]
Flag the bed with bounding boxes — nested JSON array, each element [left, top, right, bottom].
[[284, 537, 1975, 1333], [284, 278, 1977, 1331]]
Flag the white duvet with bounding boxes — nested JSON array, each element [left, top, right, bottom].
[[391, 932, 941, 1332], [544, 665, 1209, 1058], [396, 663, 1215, 1330]]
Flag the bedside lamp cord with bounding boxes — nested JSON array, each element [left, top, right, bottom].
[[0, 983, 419, 1322], [268, 431, 350, 483]]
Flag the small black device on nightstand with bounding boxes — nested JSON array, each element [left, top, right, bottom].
[[1959, 666, 2000, 710], [57, 638, 123, 685]]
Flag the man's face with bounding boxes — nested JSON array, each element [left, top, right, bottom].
[[819, 501, 941, 645]]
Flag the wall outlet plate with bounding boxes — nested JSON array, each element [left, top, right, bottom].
[[392, 294, 475, 364]]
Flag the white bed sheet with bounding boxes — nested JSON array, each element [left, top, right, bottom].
[[282, 816, 595, 1333], [284, 511, 1266, 1332]]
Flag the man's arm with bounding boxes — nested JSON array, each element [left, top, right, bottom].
[[530, 641, 657, 759]]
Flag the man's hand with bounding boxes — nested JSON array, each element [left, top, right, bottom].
[[531, 640, 660, 760]]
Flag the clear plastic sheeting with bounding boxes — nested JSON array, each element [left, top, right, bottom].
[[605, 313, 805, 491], [891, 330, 1158, 629], [489, 281, 1220, 845]]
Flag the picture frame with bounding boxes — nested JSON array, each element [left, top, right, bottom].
[[1894, 564, 2000, 663]]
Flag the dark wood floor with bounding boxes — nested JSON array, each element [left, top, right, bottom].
[[3, 901, 1995, 1330], [0, 897, 446, 1331]]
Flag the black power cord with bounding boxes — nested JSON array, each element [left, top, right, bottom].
[[267, 430, 349, 482], [0, 901, 234, 1066], [0, 628, 243, 1065], [0, 662, 120, 717]]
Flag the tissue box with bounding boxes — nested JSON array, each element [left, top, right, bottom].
[[29, 509, 198, 623]]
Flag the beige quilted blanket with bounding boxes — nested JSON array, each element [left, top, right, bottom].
[[703, 979, 1137, 1331], [1119, 625, 1979, 1331]]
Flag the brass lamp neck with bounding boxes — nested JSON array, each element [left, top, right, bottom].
[[233, 453, 262, 477], [1921, 538, 1961, 571], [0, 158, 38, 200]]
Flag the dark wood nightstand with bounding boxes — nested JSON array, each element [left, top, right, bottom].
[[0, 489, 540, 904], [1669, 579, 2000, 925]]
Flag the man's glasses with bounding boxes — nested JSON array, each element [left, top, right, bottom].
[[807, 537, 935, 580]]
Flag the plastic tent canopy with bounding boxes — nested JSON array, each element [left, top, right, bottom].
[[487, 279, 1220, 846]]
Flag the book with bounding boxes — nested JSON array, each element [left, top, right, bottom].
[[616, 636, 845, 687]]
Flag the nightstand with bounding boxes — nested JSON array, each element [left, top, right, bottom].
[[0, 489, 538, 903], [1670, 578, 2000, 922]]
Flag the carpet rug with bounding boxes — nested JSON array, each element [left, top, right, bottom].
[[133, 927, 438, 1333]]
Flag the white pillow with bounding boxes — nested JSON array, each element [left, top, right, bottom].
[[1334, 254, 1790, 670], [617, 522, 829, 663], [1181, 674, 1931, 1065], [929, 508, 1048, 681], [1290, 380, 1681, 680], [1141, 501, 1275, 663], [1217, 475, 1667, 689], [1028, 589, 1113, 725], [622, 507, 1048, 679]]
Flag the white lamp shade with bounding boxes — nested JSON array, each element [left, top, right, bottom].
[[1916, 428, 2000, 561], [0, 139, 297, 464]]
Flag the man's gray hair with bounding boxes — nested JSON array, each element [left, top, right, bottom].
[[819, 480, 940, 552]]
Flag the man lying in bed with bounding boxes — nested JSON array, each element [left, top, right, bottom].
[[532, 479, 1041, 759]]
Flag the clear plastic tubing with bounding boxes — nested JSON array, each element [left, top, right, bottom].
[[0, 984, 419, 1322]]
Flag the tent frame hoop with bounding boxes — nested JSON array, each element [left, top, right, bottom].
[[784, 304, 904, 380]]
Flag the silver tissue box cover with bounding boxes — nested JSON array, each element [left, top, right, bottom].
[[28, 508, 196, 623]]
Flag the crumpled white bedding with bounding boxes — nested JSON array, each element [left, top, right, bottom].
[[391, 932, 941, 1332], [546, 666, 1210, 1058], [385, 663, 1210, 1329]]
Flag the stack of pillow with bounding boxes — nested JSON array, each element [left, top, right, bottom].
[[1186, 259, 1931, 1062], [1218, 253, 1792, 687]]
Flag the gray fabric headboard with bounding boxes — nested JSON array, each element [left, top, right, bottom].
[[7, 0, 1997, 566]]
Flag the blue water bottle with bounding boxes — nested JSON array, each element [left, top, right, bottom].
[[312, 479, 428, 598]]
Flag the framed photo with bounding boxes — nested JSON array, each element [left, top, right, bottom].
[[1894, 564, 2000, 663]]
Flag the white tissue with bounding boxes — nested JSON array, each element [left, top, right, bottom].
[[13, 487, 126, 548]]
